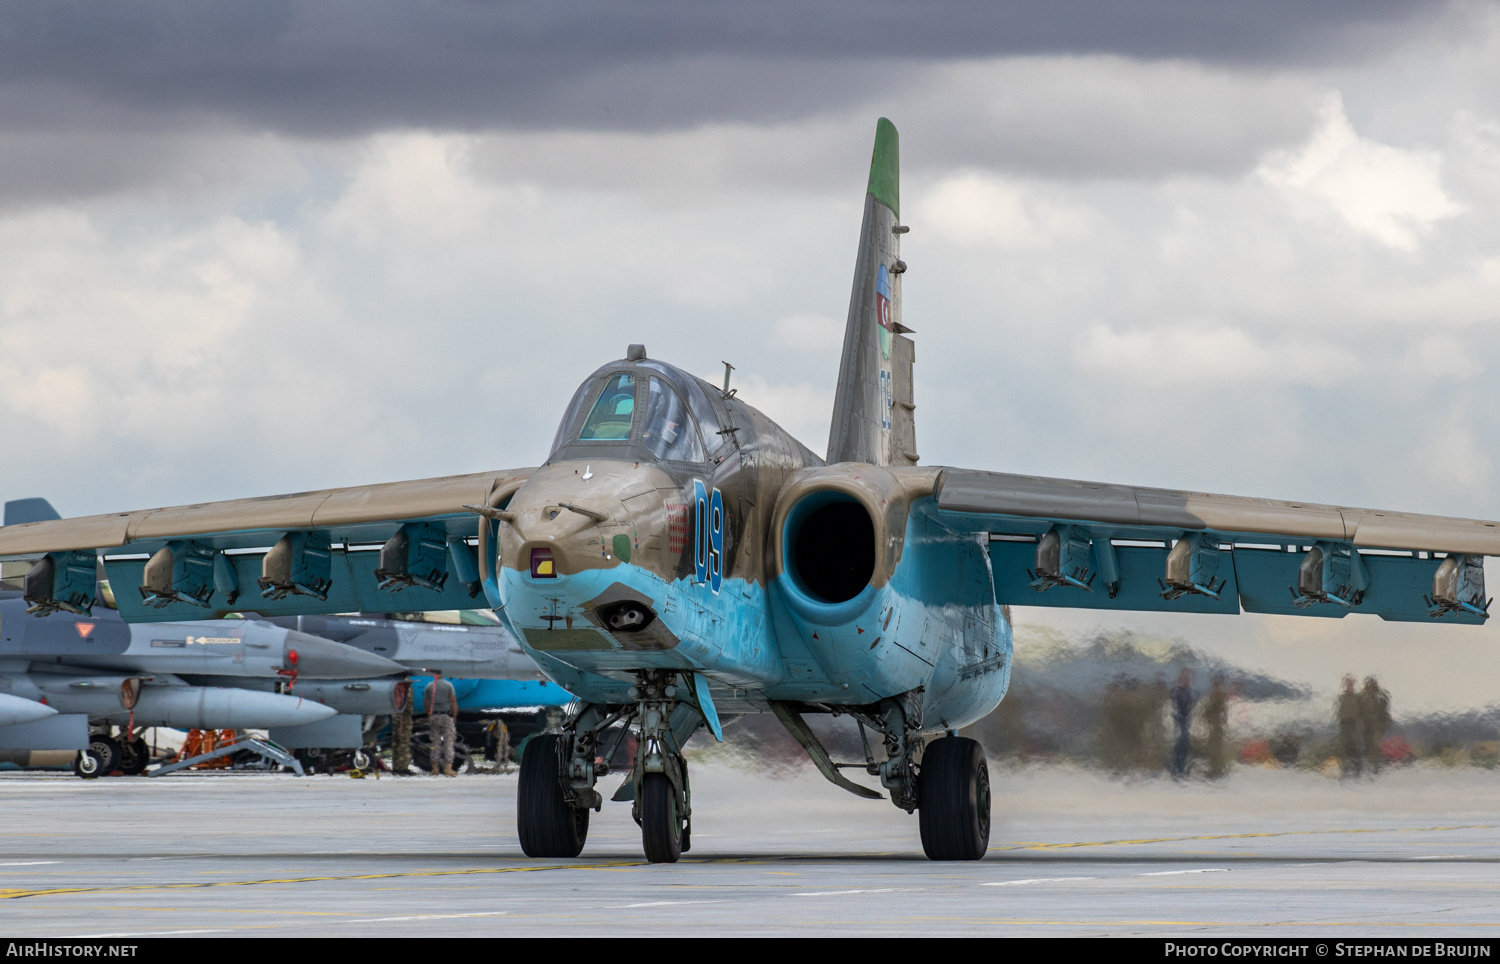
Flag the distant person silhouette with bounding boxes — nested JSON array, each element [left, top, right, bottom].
[[1169, 668, 1196, 778], [1336, 674, 1362, 778], [1359, 676, 1393, 774]]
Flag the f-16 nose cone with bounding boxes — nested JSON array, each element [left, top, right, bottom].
[[0, 692, 57, 727], [284, 631, 406, 679]]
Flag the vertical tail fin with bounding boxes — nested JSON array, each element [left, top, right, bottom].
[[3, 498, 60, 526], [827, 118, 917, 466]]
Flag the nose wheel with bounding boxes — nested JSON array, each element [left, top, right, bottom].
[[73, 735, 121, 780], [640, 772, 688, 863]]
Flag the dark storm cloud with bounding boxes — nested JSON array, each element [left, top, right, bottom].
[[0, 0, 1442, 136]]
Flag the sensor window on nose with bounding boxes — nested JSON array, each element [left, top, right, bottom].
[[530, 547, 557, 579]]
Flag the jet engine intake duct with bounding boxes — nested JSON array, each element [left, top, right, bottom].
[[770, 464, 922, 620], [785, 492, 875, 604]]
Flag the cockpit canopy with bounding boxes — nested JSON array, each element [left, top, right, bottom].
[[548, 350, 726, 465]]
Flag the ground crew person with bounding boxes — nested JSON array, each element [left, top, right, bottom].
[[425, 669, 459, 777], [1169, 668, 1196, 778], [1336, 674, 1362, 777], [1359, 675, 1393, 774]]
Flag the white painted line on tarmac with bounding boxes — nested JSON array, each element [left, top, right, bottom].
[[1136, 869, 1229, 876], [76, 930, 232, 937], [793, 888, 898, 897], [0, 860, 59, 866], [348, 912, 509, 922], [982, 877, 1098, 886], [622, 900, 729, 908]]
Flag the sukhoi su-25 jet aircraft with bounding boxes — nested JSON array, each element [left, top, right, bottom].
[[2, 119, 1498, 862]]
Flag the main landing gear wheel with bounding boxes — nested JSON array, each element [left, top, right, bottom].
[[918, 736, 991, 861], [640, 773, 685, 864], [517, 734, 588, 858], [73, 736, 121, 780], [118, 739, 150, 776]]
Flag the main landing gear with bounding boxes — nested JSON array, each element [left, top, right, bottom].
[[515, 680, 991, 863], [778, 693, 991, 861], [517, 734, 590, 858], [918, 736, 990, 861], [515, 670, 697, 863], [865, 697, 989, 861]]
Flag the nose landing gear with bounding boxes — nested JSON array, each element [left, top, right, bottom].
[[513, 670, 702, 864], [628, 670, 692, 863]]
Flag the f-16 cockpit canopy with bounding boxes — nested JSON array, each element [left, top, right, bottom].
[[547, 346, 727, 465]]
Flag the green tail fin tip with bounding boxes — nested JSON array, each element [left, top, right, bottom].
[[867, 118, 899, 218]]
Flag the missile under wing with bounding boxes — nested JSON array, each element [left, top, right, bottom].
[[0, 120, 1496, 859]]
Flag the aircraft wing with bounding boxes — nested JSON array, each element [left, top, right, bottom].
[[0, 469, 534, 622], [918, 467, 1500, 623]]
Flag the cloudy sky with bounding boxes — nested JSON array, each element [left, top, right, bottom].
[[4, 1, 1500, 707]]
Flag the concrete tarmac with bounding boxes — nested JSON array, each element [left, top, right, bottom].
[[0, 761, 1497, 937]]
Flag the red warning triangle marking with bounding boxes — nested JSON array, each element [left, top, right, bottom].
[[75, 623, 95, 639]]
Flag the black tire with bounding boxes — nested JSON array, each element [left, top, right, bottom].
[[72, 748, 104, 779], [118, 739, 150, 776], [918, 737, 991, 861], [517, 734, 588, 858], [640, 773, 682, 864]]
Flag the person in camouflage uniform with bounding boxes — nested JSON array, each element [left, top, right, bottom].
[[425, 669, 460, 777]]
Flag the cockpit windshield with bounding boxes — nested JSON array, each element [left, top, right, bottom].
[[641, 377, 704, 462], [578, 373, 635, 441], [548, 355, 724, 464]]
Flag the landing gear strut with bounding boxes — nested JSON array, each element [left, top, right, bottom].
[[630, 670, 691, 863], [860, 693, 991, 860]]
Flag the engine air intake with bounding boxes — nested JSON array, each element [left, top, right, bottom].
[[784, 492, 875, 604]]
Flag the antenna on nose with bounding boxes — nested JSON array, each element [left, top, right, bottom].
[[626, 344, 647, 361], [721, 361, 736, 397]]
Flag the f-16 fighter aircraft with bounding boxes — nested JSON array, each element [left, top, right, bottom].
[[0, 585, 405, 776], [2, 119, 1497, 861]]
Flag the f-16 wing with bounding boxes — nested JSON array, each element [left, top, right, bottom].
[[0, 469, 533, 622], [920, 467, 1500, 623]]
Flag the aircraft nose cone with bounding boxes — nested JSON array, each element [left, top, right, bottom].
[[0, 692, 57, 727], [284, 631, 406, 679]]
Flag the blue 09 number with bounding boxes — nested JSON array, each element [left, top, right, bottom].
[[693, 480, 723, 594]]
